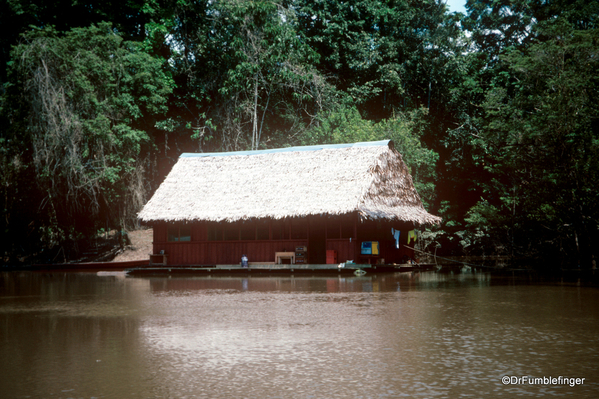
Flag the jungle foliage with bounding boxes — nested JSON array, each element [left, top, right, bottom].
[[1, 0, 597, 268]]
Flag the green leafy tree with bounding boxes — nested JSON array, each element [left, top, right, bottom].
[[294, 0, 464, 119], [149, 0, 335, 153], [215, 0, 334, 150], [0, 0, 159, 88], [438, 0, 598, 258], [472, 18, 599, 266], [1, 22, 172, 257]]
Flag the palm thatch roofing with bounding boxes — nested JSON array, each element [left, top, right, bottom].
[[138, 140, 441, 225]]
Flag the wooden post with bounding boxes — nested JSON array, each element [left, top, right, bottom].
[[353, 216, 358, 260]]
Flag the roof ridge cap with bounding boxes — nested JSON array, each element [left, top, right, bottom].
[[180, 140, 392, 158]]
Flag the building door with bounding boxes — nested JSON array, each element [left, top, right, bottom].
[[308, 218, 326, 264]]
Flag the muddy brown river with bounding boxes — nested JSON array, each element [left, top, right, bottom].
[[1, 270, 598, 398]]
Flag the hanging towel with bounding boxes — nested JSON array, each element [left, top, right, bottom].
[[391, 228, 401, 249], [407, 230, 417, 244]]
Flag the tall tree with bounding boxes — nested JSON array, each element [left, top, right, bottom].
[[469, 18, 599, 265], [294, 0, 463, 119], [152, 0, 335, 153], [1, 23, 172, 257], [0, 0, 158, 87], [215, 0, 334, 150]]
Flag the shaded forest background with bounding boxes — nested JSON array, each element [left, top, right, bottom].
[[1, 0, 597, 268]]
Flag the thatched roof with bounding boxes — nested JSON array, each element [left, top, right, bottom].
[[138, 140, 441, 225]]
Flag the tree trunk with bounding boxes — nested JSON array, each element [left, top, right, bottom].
[[252, 75, 258, 150]]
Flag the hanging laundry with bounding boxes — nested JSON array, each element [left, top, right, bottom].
[[407, 230, 417, 245], [391, 228, 401, 249]]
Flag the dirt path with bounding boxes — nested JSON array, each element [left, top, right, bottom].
[[112, 229, 153, 262]]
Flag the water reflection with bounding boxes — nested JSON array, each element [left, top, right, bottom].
[[1, 271, 598, 398], [144, 270, 493, 294]]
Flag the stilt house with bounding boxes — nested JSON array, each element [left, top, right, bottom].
[[138, 140, 440, 266]]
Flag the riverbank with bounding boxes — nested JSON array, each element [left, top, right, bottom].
[[1, 228, 153, 268], [111, 229, 153, 262]]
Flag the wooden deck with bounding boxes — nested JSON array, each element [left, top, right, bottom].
[[124, 263, 437, 275], [126, 263, 367, 275]]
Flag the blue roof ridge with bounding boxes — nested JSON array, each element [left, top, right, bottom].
[[180, 140, 392, 158]]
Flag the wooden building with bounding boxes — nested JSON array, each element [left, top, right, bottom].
[[138, 140, 440, 266]]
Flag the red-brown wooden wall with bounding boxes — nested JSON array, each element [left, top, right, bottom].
[[151, 218, 416, 265], [155, 240, 308, 265]]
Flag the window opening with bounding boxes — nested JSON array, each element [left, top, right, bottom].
[[341, 219, 354, 239], [291, 218, 308, 239], [256, 220, 270, 240], [272, 219, 290, 240], [167, 224, 192, 242], [224, 223, 239, 240], [327, 219, 340, 239], [240, 221, 255, 240], [179, 225, 191, 241], [207, 224, 223, 241]]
